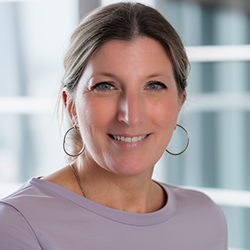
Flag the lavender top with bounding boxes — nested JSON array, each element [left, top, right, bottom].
[[0, 178, 227, 250]]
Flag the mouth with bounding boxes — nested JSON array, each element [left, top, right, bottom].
[[109, 134, 149, 143]]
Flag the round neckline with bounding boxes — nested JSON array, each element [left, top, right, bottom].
[[31, 177, 176, 226]]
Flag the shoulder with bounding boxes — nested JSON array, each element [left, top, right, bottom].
[[162, 183, 227, 232], [0, 177, 62, 218], [160, 183, 227, 248], [155, 183, 227, 249], [1, 178, 47, 205], [0, 202, 42, 249], [162, 182, 223, 212], [0, 177, 84, 222]]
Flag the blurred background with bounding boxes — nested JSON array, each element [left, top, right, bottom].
[[0, 0, 250, 249]]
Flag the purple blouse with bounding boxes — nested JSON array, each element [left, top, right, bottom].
[[0, 178, 227, 249]]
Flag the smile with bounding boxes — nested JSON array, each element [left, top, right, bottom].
[[110, 134, 148, 143]]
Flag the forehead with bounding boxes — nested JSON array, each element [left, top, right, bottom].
[[94, 37, 169, 60], [86, 37, 174, 77]]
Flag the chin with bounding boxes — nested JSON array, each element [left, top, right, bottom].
[[107, 157, 154, 177]]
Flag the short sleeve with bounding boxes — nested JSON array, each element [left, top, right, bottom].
[[0, 202, 42, 250]]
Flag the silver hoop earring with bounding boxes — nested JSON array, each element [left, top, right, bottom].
[[166, 124, 189, 156], [63, 126, 85, 157]]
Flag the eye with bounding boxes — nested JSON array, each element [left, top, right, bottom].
[[146, 81, 167, 90], [92, 82, 115, 91]]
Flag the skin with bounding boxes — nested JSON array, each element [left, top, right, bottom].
[[44, 36, 186, 213]]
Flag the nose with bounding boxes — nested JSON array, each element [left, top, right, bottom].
[[117, 90, 144, 127]]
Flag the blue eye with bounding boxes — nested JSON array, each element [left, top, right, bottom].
[[148, 84, 161, 90], [147, 81, 167, 90], [94, 82, 113, 91]]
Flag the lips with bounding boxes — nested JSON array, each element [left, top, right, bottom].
[[109, 134, 149, 143]]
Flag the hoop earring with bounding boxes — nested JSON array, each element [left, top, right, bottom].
[[166, 124, 189, 156], [63, 126, 85, 157]]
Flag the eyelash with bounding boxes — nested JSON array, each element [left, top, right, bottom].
[[146, 81, 167, 90], [92, 82, 115, 91], [91, 81, 167, 92]]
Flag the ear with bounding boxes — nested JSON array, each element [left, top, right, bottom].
[[62, 90, 78, 126], [178, 90, 186, 111], [181, 90, 187, 105]]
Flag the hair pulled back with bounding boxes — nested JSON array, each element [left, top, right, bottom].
[[61, 2, 190, 157], [62, 2, 189, 99]]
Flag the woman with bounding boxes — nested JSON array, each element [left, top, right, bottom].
[[0, 2, 227, 249]]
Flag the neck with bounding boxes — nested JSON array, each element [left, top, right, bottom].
[[74, 155, 166, 213]]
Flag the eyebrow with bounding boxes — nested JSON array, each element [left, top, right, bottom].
[[95, 72, 170, 79], [94, 72, 114, 76]]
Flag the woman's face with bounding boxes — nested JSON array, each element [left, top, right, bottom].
[[69, 37, 186, 177]]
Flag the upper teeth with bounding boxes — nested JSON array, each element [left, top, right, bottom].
[[113, 135, 147, 143]]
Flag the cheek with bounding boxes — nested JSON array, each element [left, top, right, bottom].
[[77, 98, 116, 132], [149, 98, 180, 128]]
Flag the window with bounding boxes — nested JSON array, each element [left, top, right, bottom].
[[0, 0, 79, 194]]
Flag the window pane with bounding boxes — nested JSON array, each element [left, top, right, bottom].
[[0, 0, 78, 185]]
